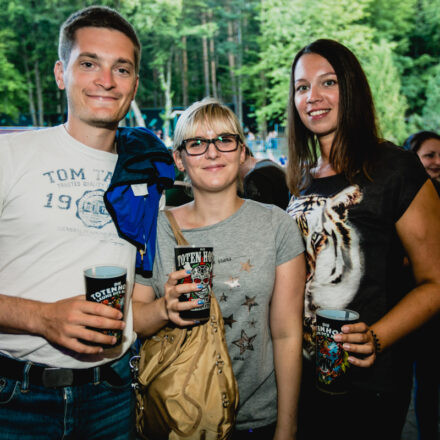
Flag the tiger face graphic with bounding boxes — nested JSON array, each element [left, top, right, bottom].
[[287, 185, 363, 358]]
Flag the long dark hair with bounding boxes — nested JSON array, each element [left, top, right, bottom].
[[286, 39, 380, 195]]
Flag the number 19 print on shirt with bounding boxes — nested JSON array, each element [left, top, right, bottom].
[[42, 166, 114, 230]]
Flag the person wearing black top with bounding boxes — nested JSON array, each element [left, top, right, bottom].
[[403, 130, 440, 440], [239, 146, 290, 209], [286, 39, 440, 440]]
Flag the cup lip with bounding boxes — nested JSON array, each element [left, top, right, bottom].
[[83, 265, 127, 279], [175, 245, 214, 249], [316, 308, 359, 321]]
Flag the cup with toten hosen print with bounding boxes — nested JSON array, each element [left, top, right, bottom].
[[175, 246, 213, 322], [84, 265, 127, 347], [315, 308, 359, 394]]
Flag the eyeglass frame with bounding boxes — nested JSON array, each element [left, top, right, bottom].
[[178, 133, 242, 156]]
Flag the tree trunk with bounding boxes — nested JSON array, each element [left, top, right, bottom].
[[227, 20, 238, 114], [153, 69, 159, 107], [259, 70, 268, 139], [181, 35, 189, 107], [130, 100, 146, 127], [34, 60, 44, 126], [236, 17, 243, 125], [208, 10, 217, 98], [201, 12, 210, 97], [158, 59, 173, 146], [23, 54, 37, 126]]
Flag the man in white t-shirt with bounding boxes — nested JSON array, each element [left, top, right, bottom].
[[0, 6, 142, 439]]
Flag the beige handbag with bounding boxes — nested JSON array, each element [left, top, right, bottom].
[[135, 210, 239, 440]]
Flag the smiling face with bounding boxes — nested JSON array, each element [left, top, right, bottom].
[[174, 121, 245, 195], [54, 26, 138, 134], [417, 138, 440, 180], [294, 53, 339, 146]]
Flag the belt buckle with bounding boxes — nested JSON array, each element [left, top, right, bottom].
[[42, 368, 74, 387]]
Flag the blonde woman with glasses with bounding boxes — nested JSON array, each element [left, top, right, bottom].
[[133, 98, 306, 439]]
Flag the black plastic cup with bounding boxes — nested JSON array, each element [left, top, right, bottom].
[[315, 308, 359, 394], [84, 265, 127, 347], [175, 246, 213, 322]]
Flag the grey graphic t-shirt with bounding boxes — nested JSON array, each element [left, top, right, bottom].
[[137, 199, 304, 430]]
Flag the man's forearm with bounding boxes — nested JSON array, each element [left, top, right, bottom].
[[0, 293, 45, 335]]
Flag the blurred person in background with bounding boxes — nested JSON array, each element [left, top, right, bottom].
[[404, 130, 440, 194], [239, 145, 290, 209], [403, 130, 440, 440]]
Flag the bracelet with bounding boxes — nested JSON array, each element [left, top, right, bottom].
[[369, 329, 381, 354]]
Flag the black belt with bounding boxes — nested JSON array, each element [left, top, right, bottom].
[[0, 355, 124, 388]]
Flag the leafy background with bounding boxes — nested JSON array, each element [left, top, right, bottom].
[[0, 0, 439, 144]]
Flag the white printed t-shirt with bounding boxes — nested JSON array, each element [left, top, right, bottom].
[[0, 125, 136, 368]]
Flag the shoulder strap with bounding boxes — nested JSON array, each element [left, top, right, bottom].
[[164, 210, 189, 246]]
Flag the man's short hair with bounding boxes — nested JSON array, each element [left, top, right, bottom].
[[58, 6, 141, 73]]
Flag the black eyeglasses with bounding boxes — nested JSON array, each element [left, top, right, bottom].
[[179, 134, 241, 156]]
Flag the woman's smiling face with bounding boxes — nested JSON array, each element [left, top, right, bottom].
[[294, 53, 339, 144], [174, 121, 245, 194], [417, 138, 440, 181]]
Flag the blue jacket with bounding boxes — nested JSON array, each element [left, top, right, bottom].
[[104, 127, 175, 277]]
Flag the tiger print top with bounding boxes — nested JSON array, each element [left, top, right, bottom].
[[287, 142, 428, 392]]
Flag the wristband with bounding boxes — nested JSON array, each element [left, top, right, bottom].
[[369, 329, 381, 354]]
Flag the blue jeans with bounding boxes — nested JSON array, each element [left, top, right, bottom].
[[0, 351, 135, 440]]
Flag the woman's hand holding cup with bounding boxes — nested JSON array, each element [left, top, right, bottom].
[[333, 321, 376, 367], [163, 269, 204, 327]]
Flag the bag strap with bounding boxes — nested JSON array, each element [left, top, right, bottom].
[[164, 210, 189, 246], [165, 210, 239, 421]]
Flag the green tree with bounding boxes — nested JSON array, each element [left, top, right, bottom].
[[251, 0, 407, 142], [365, 0, 417, 53], [362, 40, 407, 142], [0, 30, 26, 119], [124, 0, 188, 140], [251, 0, 371, 126], [0, 0, 117, 126], [0, 0, 438, 134], [420, 63, 440, 132], [396, 0, 440, 127]]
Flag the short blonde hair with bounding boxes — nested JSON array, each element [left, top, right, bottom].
[[173, 98, 245, 152]]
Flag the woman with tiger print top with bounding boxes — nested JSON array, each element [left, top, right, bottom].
[[286, 39, 440, 440]]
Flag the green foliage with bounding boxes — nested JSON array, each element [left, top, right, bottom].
[[399, 0, 440, 128], [253, 0, 376, 126], [0, 0, 437, 138], [0, 30, 26, 119], [365, 0, 417, 52], [362, 40, 407, 143], [420, 63, 440, 132]]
